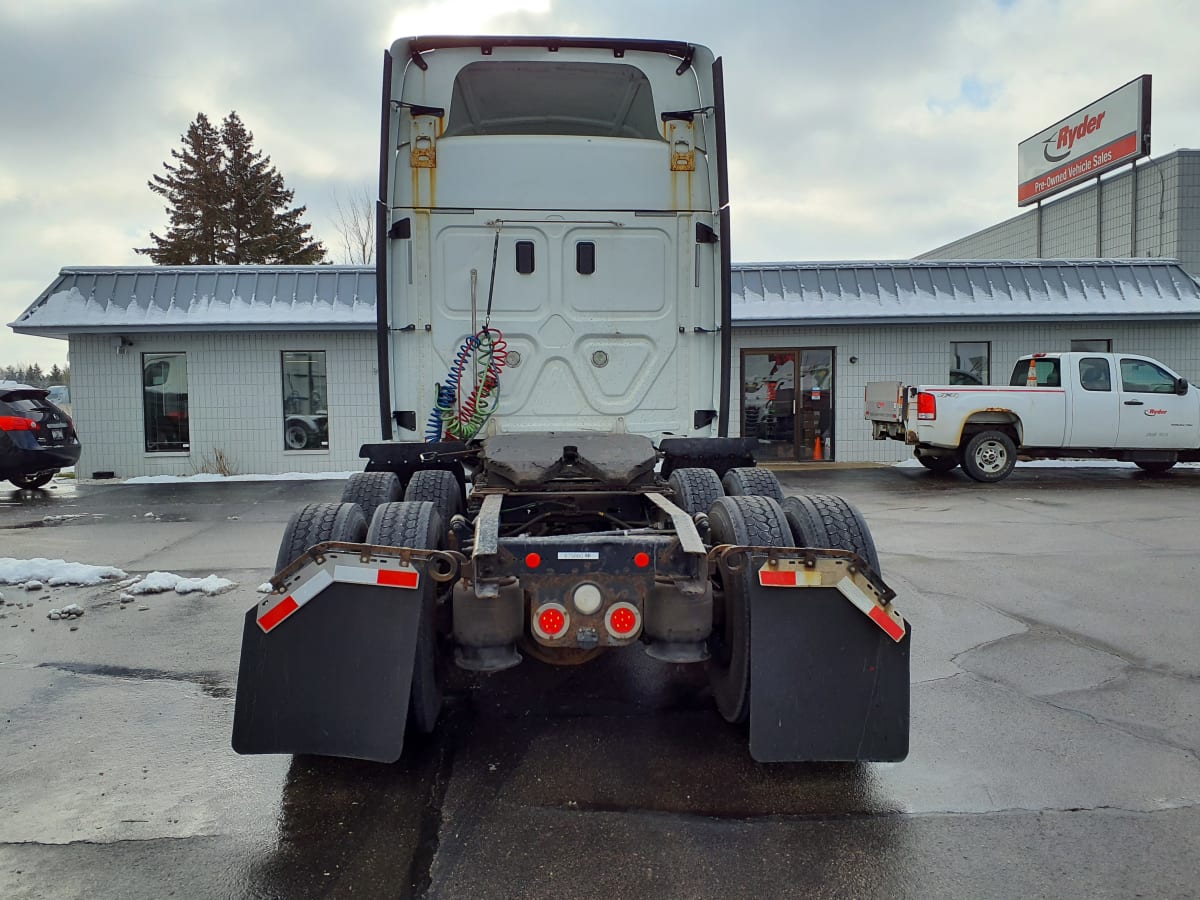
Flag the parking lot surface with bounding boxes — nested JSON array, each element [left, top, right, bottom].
[[1, 465, 1198, 899]]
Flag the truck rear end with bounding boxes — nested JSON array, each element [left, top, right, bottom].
[[233, 36, 910, 765]]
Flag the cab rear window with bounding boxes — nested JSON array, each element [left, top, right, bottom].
[[443, 61, 663, 140], [1009, 358, 1061, 387]]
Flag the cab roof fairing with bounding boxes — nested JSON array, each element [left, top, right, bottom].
[[385, 36, 717, 132]]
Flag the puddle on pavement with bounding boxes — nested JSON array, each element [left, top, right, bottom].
[[38, 661, 233, 698]]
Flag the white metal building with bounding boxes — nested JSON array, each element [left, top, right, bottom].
[[919, 150, 1200, 279], [10, 259, 1200, 476]]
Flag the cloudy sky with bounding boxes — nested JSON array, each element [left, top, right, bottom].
[[1, 0, 1195, 366]]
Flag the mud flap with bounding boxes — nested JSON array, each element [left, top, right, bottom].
[[749, 585, 910, 762], [232, 582, 421, 763]]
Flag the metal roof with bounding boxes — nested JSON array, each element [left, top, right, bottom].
[[731, 259, 1200, 325], [12, 260, 1200, 336], [10, 266, 377, 335]]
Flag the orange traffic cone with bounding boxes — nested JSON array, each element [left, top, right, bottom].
[[813, 434, 823, 461]]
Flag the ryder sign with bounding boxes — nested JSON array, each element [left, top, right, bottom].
[[1017, 75, 1151, 206]]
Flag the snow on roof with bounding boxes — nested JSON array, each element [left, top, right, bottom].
[[10, 266, 377, 335], [11, 260, 1200, 336], [731, 259, 1200, 325]]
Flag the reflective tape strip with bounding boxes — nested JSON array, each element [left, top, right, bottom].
[[759, 568, 822, 588], [835, 576, 906, 643], [258, 568, 334, 633], [333, 564, 419, 589]]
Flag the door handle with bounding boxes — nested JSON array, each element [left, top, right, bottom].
[[1124, 400, 1144, 406]]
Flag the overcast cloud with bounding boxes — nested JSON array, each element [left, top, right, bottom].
[[1, 0, 1196, 366]]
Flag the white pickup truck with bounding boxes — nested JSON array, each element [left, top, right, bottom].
[[865, 352, 1199, 482]]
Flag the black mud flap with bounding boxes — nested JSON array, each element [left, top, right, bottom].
[[749, 585, 910, 762], [232, 582, 421, 763]]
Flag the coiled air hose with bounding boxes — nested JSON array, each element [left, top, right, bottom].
[[425, 327, 508, 441]]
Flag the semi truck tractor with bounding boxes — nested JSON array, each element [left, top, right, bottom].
[[232, 36, 909, 764]]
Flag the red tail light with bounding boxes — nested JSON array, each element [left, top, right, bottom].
[[916, 392, 937, 421], [0, 416, 36, 432], [533, 603, 568, 640], [605, 602, 641, 639]]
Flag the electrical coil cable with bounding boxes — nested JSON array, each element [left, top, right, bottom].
[[425, 327, 508, 441], [425, 224, 510, 442]]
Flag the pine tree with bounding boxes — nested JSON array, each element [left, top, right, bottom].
[[139, 113, 226, 264], [220, 112, 325, 264], [137, 111, 325, 265], [49, 364, 63, 383]]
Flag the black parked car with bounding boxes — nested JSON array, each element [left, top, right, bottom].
[[0, 381, 81, 489]]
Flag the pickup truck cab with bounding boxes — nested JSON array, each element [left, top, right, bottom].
[[865, 352, 1199, 482]]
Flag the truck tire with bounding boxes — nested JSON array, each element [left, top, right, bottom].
[[916, 452, 959, 474], [404, 469, 464, 527], [367, 501, 446, 735], [721, 467, 785, 503], [961, 430, 1017, 483], [706, 494, 793, 724], [284, 421, 314, 450], [341, 472, 402, 523], [781, 494, 881, 573], [1134, 460, 1176, 475], [667, 467, 725, 516], [275, 502, 368, 572]]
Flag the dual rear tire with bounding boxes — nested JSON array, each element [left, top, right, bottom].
[[705, 491, 881, 725], [274, 499, 446, 740]]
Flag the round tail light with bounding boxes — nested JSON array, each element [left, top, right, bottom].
[[605, 602, 641, 639], [533, 603, 569, 640]]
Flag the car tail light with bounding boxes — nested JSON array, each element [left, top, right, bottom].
[[0, 416, 36, 431], [605, 602, 641, 639], [533, 603, 568, 640], [916, 392, 936, 421]]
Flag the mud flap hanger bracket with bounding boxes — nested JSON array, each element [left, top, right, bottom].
[[710, 544, 905, 642]]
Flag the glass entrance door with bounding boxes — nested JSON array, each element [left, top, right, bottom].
[[741, 348, 834, 461]]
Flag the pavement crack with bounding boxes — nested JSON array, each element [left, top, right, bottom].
[[409, 738, 455, 899]]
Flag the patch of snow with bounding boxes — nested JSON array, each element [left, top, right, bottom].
[[23, 580, 44, 591], [124, 471, 357, 484], [42, 514, 86, 525], [0, 558, 126, 586], [126, 571, 236, 595], [257, 582, 274, 593]]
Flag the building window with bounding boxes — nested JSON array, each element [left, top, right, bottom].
[[1072, 339, 1111, 352], [143, 352, 189, 452], [283, 351, 329, 450], [951, 342, 989, 385]]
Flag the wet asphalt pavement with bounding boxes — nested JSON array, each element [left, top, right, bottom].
[[0, 465, 1198, 899]]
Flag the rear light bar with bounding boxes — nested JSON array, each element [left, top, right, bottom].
[[0, 416, 36, 432], [916, 392, 936, 421]]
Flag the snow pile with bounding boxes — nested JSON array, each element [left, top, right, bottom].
[[48, 605, 84, 620], [125, 571, 236, 595], [124, 471, 356, 484], [0, 557, 127, 586]]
